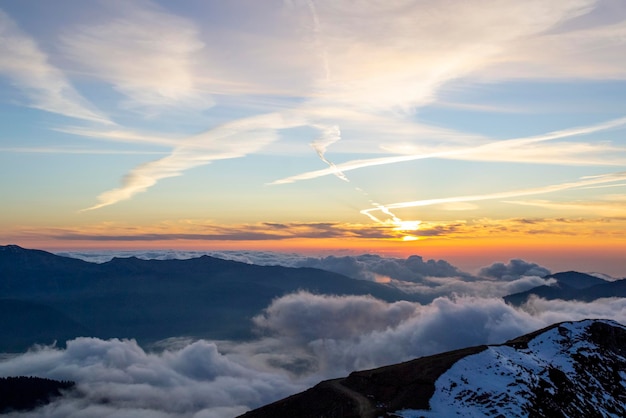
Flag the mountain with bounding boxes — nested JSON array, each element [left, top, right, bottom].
[[0, 245, 416, 351], [239, 319, 626, 418], [0, 299, 91, 352], [504, 271, 626, 305], [544, 271, 608, 289], [0, 376, 75, 413]]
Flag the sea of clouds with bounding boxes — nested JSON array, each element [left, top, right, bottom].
[[1, 251, 625, 417]]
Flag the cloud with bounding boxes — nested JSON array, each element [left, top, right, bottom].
[[60, 0, 211, 113], [3, 288, 626, 416], [46, 220, 401, 241], [54, 249, 554, 300], [59, 0, 623, 209], [293, 254, 472, 283], [479, 259, 551, 281], [0, 337, 302, 418], [269, 148, 459, 185], [9, 214, 626, 248], [82, 112, 306, 211], [505, 198, 626, 217], [0, 9, 111, 124], [309, 124, 349, 182], [0, 147, 167, 155], [362, 170, 626, 221], [55, 127, 181, 147], [253, 292, 417, 341], [482, 11, 626, 80], [296, 0, 595, 112], [272, 115, 626, 185]]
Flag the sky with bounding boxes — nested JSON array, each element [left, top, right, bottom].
[[1, 0, 626, 275]]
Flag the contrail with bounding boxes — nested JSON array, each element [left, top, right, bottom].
[[302, 2, 410, 224], [310, 124, 349, 182], [269, 149, 459, 185], [361, 170, 626, 219], [304, 2, 347, 181], [271, 115, 626, 185], [305, 0, 330, 82]]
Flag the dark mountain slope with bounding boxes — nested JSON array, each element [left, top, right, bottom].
[[0, 245, 417, 350], [544, 271, 608, 289], [0, 376, 75, 413], [239, 319, 626, 418], [0, 299, 91, 351], [505, 276, 626, 305]]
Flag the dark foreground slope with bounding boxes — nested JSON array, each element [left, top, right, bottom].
[[0, 245, 415, 351], [0, 377, 75, 413], [240, 319, 626, 418]]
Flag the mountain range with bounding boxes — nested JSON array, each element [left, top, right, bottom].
[[0, 244, 414, 351], [239, 319, 626, 417], [2, 245, 626, 353], [504, 271, 626, 305]]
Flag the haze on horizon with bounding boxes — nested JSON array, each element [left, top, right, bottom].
[[1, 0, 626, 275]]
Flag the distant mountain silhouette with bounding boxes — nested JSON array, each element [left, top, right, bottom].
[[0, 245, 417, 351], [504, 271, 626, 305], [544, 271, 608, 288], [239, 319, 626, 418]]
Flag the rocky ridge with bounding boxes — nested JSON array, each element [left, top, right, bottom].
[[240, 319, 626, 418]]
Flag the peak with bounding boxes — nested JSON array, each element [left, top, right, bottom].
[[240, 319, 626, 418], [0, 244, 25, 251], [106, 256, 144, 264], [544, 271, 608, 289], [547, 270, 594, 278]]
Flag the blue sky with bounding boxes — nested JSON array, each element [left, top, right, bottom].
[[1, 0, 626, 273]]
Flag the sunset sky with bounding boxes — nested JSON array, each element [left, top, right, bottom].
[[1, 0, 626, 274]]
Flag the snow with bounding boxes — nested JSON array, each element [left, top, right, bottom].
[[395, 319, 626, 418]]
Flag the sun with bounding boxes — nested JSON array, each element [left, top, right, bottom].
[[393, 219, 421, 241], [395, 220, 421, 231]]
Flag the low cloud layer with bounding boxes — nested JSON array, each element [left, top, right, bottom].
[[3, 251, 618, 416], [59, 251, 553, 301], [479, 259, 551, 281], [2, 289, 626, 417]]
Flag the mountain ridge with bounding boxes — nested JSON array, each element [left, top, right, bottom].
[[239, 319, 626, 418], [505, 270, 626, 305], [0, 245, 416, 351]]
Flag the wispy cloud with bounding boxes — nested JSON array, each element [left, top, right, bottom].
[[0, 9, 111, 124], [505, 198, 626, 217], [273, 115, 626, 185], [297, 0, 595, 112], [60, 0, 211, 114], [55, 126, 181, 147], [362, 171, 626, 220], [483, 13, 626, 80], [22, 219, 401, 242], [4, 0, 624, 221], [309, 124, 349, 182], [82, 112, 306, 211], [0, 147, 167, 155], [11, 214, 626, 247]]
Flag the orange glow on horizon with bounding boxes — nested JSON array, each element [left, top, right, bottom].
[[9, 232, 625, 277]]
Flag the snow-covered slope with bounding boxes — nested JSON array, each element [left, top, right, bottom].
[[398, 319, 626, 417], [241, 319, 626, 418]]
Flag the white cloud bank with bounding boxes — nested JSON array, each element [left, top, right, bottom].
[[2, 288, 626, 417]]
